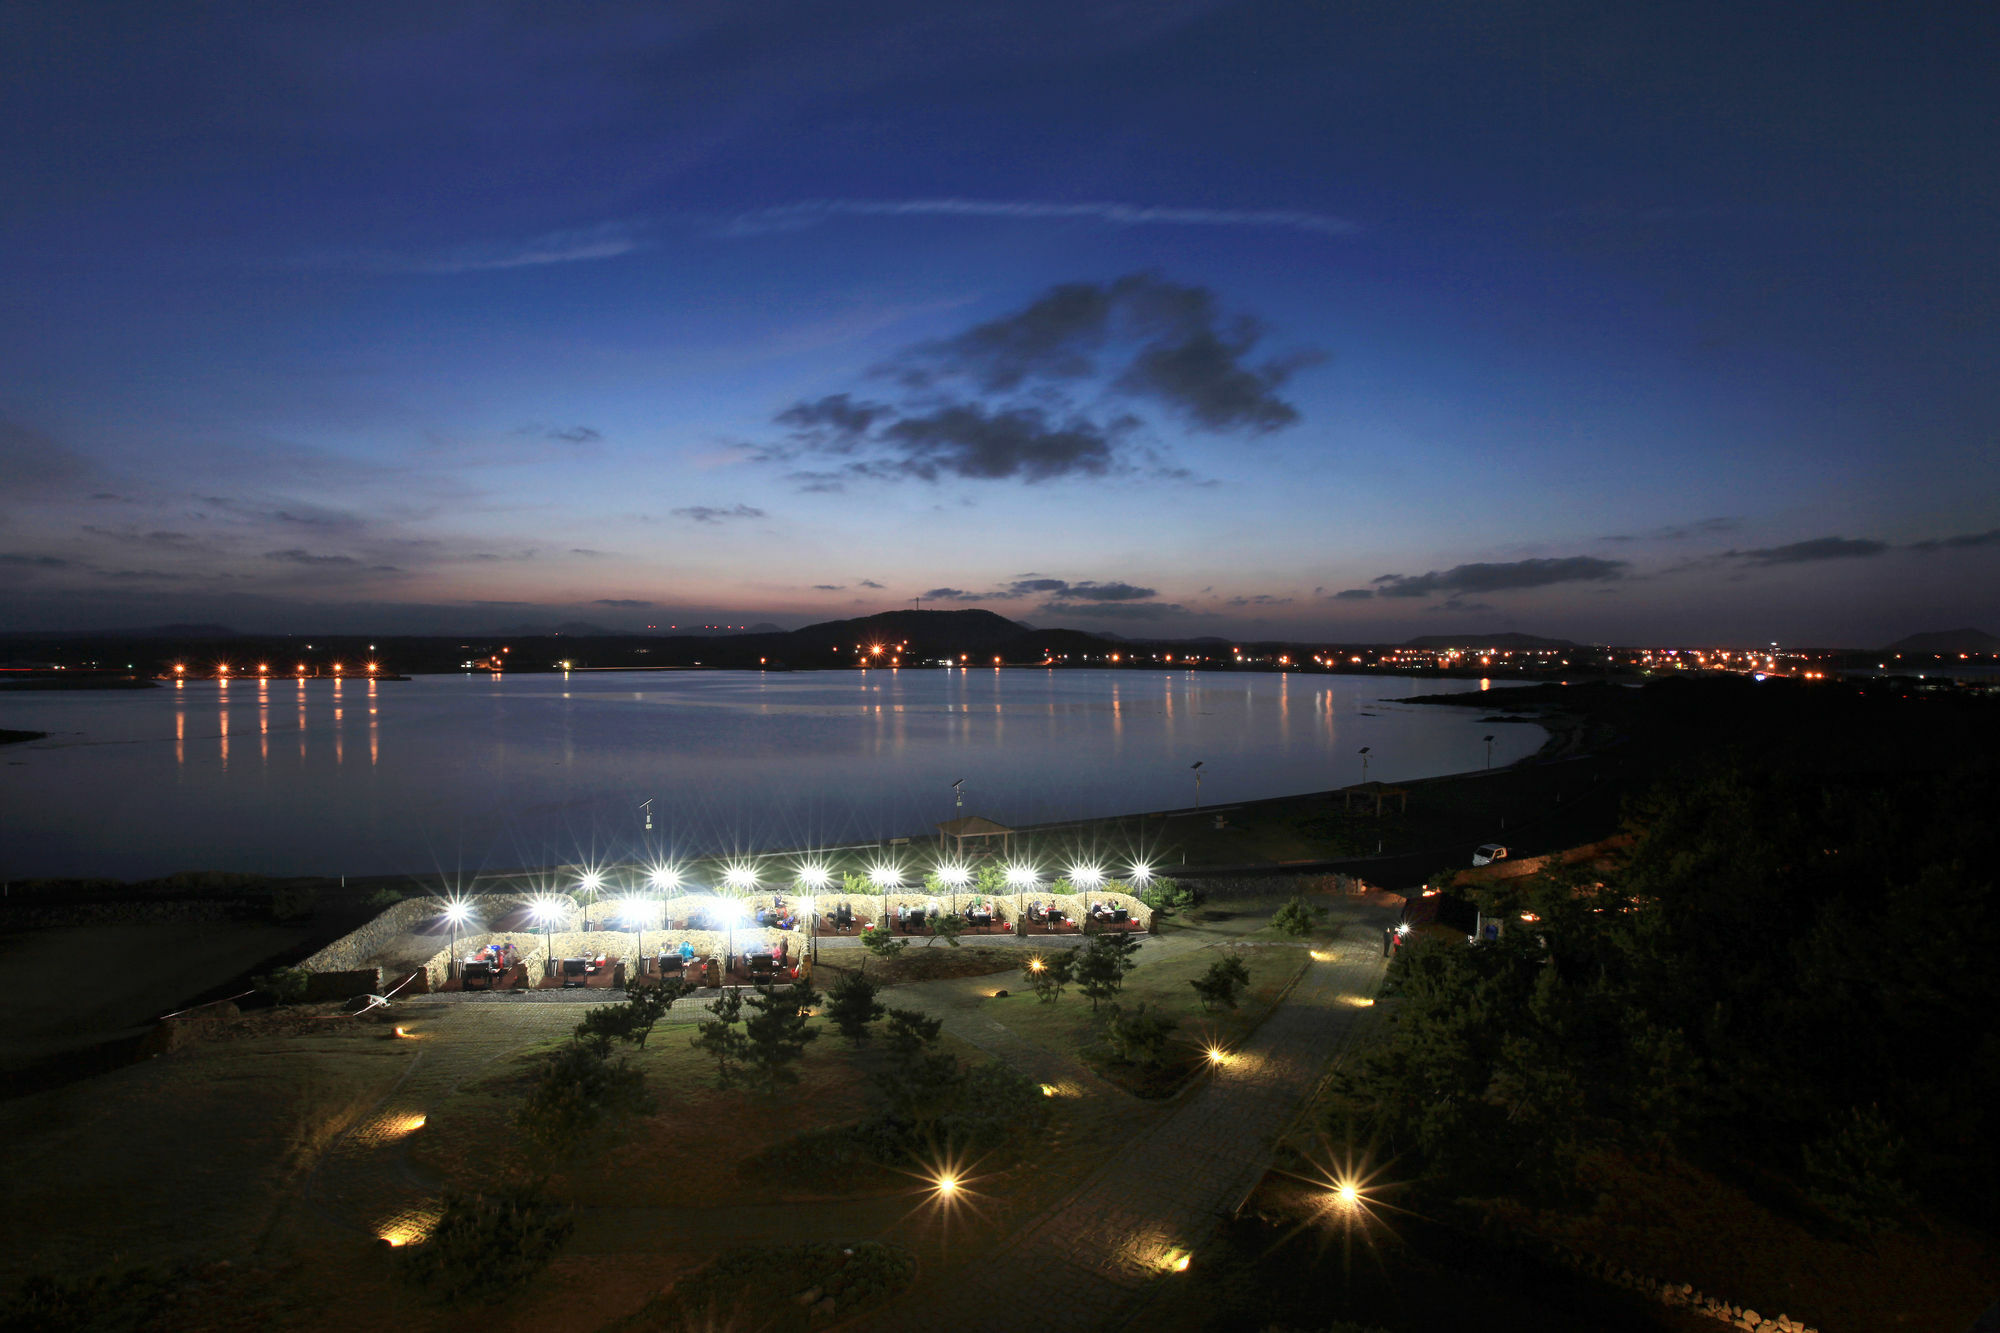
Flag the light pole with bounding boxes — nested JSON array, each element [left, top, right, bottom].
[[445, 901, 470, 980], [1072, 864, 1103, 917], [1358, 746, 1371, 784], [1191, 760, 1204, 809], [1483, 734, 1495, 770], [534, 899, 558, 979], [952, 777, 964, 815]]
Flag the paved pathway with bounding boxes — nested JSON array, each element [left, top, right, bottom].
[[866, 902, 1397, 1332]]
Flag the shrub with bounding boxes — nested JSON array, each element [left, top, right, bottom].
[[825, 972, 885, 1045], [691, 988, 750, 1086], [516, 1041, 653, 1160], [1804, 1105, 1918, 1235], [925, 912, 968, 948], [1269, 895, 1325, 937], [741, 980, 820, 1092], [883, 1006, 942, 1056], [1021, 950, 1074, 1003], [252, 966, 309, 1005], [395, 1187, 573, 1301], [1104, 1002, 1179, 1067], [859, 926, 907, 969], [575, 977, 691, 1053], [1137, 876, 1199, 921], [1190, 955, 1252, 1011]]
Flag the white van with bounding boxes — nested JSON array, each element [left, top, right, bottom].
[[1472, 843, 1509, 867]]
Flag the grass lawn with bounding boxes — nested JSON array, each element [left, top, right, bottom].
[[980, 939, 1310, 1096], [810, 943, 1021, 986]]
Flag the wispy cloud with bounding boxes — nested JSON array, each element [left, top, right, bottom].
[[727, 198, 1360, 239], [1722, 537, 1888, 566], [671, 504, 767, 524]]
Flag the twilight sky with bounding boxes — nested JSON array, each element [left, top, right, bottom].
[[3, 2, 1996, 647]]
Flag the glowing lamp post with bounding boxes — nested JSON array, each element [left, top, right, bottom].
[[869, 864, 900, 930], [939, 863, 970, 917], [1483, 734, 1495, 770], [1006, 863, 1038, 934], [532, 899, 560, 978], [1071, 864, 1103, 916], [1358, 746, 1371, 784], [444, 901, 470, 979], [578, 869, 604, 929]]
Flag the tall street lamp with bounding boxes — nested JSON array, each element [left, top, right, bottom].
[[1190, 760, 1204, 809], [1483, 734, 1495, 769], [445, 901, 470, 980], [1358, 746, 1371, 784]]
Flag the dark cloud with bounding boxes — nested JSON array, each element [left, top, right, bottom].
[[1058, 580, 1157, 602], [671, 504, 767, 523], [921, 577, 1155, 604], [1908, 527, 2000, 551], [857, 579, 885, 589], [548, 426, 603, 444], [912, 281, 1116, 390], [1372, 556, 1629, 598], [760, 273, 1316, 489], [1601, 517, 1740, 543], [591, 598, 651, 607], [569, 548, 608, 557], [81, 526, 211, 551], [1430, 598, 1497, 614], [1722, 537, 1888, 565], [1331, 588, 1375, 600], [872, 405, 1118, 482], [774, 394, 896, 444], [0, 551, 73, 569], [1226, 593, 1293, 607], [263, 548, 360, 566], [811, 583, 844, 591]]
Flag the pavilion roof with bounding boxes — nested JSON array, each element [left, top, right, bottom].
[[936, 815, 1015, 837]]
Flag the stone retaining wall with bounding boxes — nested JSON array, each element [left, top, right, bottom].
[[1543, 1242, 1817, 1333], [298, 895, 444, 973]]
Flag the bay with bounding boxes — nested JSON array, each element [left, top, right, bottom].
[[0, 668, 1542, 880]]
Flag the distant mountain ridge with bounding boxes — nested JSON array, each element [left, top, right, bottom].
[[1401, 632, 1579, 649], [1883, 627, 2000, 654]]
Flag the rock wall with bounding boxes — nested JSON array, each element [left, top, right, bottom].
[[298, 895, 445, 973]]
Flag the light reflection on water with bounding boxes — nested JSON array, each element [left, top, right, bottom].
[[0, 669, 1543, 880]]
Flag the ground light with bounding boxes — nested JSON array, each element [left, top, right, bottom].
[[1206, 1045, 1229, 1066]]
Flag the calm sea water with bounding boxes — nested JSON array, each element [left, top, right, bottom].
[[0, 669, 1541, 880]]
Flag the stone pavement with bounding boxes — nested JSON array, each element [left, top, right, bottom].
[[864, 902, 1397, 1332]]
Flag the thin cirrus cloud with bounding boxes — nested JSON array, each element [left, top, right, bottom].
[[725, 197, 1362, 239], [385, 222, 646, 275], [758, 273, 1320, 489]]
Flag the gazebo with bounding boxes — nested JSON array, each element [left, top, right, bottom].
[[935, 814, 1017, 858], [1341, 781, 1410, 818]]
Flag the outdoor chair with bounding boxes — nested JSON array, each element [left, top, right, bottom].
[[657, 954, 684, 978]]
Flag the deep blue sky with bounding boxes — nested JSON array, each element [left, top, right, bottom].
[[3, 1, 1995, 646]]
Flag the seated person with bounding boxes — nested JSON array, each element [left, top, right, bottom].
[[678, 940, 697, 962]]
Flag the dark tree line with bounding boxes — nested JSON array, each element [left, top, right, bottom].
[[1331, 687, 2000, 1235]]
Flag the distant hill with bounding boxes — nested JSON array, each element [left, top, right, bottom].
[[1402, 632, 1579, 650], [0, 622, 241, 640], [788, 608, 1030, 656], [1883, 627, 2000, 654]]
